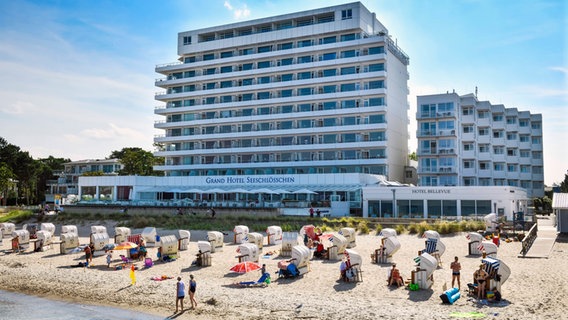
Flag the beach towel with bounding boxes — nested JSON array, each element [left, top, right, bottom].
[[449, 311, 485, 318]]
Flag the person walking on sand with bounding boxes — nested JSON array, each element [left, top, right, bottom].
[[176, 276, 185, 313], [450, 256, 461, 289], [189, 274, 197, 309]]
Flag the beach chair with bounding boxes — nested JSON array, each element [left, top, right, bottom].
[[237, 272, 271, 287], [422, 238, 443, 267]]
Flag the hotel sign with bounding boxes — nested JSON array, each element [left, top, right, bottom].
[[205, 176, 295, 185], [411, 189, 450, 194]]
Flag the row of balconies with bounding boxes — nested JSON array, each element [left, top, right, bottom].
[[164, 153, 387, 166]]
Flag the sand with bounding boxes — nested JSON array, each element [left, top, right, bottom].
[[0, 221, 566, 320]]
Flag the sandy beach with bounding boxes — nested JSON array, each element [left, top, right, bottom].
[[0, 220, 566, 320]]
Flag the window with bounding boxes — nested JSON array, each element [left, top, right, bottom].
[[280, 74, 293, 81], [519, 119, 529, 127], [494, 163, 505, 171], [258, 45, 272, 53], [341, 100, 357, 108], [340, 83, 357, 92], [322, 69, 337, 77], [257, 61, 271, 69], [478, 128, 489, 136], [203, 53, 214, 61], [296, 19, 312, 27], [341, 67, 356, 75], [241, 48, 254, 55], [258, 107, 271, 115], [463, 143, 474, 151], [297, 87, 313, 96], [532, 136, 542, 144], [369, 114, 385, 124], [323, 134, 336, 143], [281, 105, 293, 113], [341, 50, 357, 58], [242, 78, 253, 86], [220, 51, 233, 58], [238, 28, 252, 36], [280, 58, 293, 66], [184, 56, 196, 63], [322, 52, 336, 61], [279, 42, 293, 50], [241, 109, 253, 116], [340, 33, 356, 41], [298, 119, 311, 128], [320, 36, 336, 44], [531, 122, 542, 129], [183, 36, 192, 45], [463, 125, 474, 133], [507, 132, 517, 140], [276, 21, 292, 30], [205, 82, 216, 90], [297, 71, 312, 80], [493, 146, 504, 154], [520, 165, 531, 173], [368, 80, 384, 89], [369, 46, 385, 54], [257, 76, 270, 84], [507, 164, 517, 172], [519, 135, 530, 142], [220, 66, 232, 73], [323, 101, 336, 110], [298, 104, 312, 112], [506, 117, 516, 124], [298, 56, 312, 63], [463, 160, 474, 169], [520, 150, 530, 158], [297, 39, 313, 48], [462, 107, 473, 115], [242, 93, 253, 101], [242, 63, 253, 70], [258, 25, 271, 33], [322, 85, 336, 93], [280, 121, 293, 130], [479, 144, 490, 153], [493, 130, 504, 138], [280, 89, 293, 97], [343, 117, 356, 125], [368, 63, 385, 72], [220, 81, 232, 88], [341, 9, 352, 20], [492, 114, 504, 121], [257, 92, 270, 100], [370, 132, 385, 141], [478, 111, 489, 118], [342, 133, 356, 142], [368, 97, 384, 106]]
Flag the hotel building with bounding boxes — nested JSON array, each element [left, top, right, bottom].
[[416, 92, 544, 198], [153, 2, 410, 181]]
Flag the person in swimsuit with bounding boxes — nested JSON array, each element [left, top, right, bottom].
[[189, 274, 197, 309], [175, 276, 185, 313], [474, 264, 489, 299], [450, 256, 461, 289]]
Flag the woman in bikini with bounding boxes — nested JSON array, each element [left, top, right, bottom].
[[474, 264, 489, 299]]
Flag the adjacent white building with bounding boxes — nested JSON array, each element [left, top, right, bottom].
[[153, 2, 410, 181], [416, 92, 544, 198]]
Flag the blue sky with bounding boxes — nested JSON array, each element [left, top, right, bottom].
[[0, 0, 565, 185]]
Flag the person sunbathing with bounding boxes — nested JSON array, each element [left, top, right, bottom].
[[389, 264, 404, 287], [474, 264, 489, 299]]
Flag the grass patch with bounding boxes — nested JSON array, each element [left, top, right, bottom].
[[0, 210, 34, 224]]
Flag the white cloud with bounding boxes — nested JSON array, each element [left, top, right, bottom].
[[0, 100, 37, 115], [549, 66, 568, 74], [223, 1, 250, 19]]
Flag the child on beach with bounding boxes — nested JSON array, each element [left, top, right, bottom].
[[106, 251, 113, 268]]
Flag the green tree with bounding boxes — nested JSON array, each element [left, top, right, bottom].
[[408, 152, 417, 161], [0, 163, 15, 206], [560, 171, 568, 193], [110, 147, 164, 176]]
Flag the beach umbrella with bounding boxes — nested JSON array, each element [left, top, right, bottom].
[[230, 261, 261, 273], [114, 241, 138, 250]]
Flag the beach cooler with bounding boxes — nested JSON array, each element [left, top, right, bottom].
[[61, 225, 78, 235], [412, 253, 437, 289], [233, 225, 249, 244], [40, 223, 56, 235], [197, 241, 212, 266], [291, 245, 311, 275], [236, 243, 259, 263], [12, 229, 30, 251], [477, 241, 498, 257], [378, 228, 397, 238], [247, 232, 264, 249], [178, 230, 190, 251], [141, 227, 158, 247], [90, 232, 110, 252], [466, 232, 485, 255], [60, 233, 79, 254], [207, 231, 224, 253], [339, 227, 356, 248], [34, 230, 53, 251], [1, 223, 16, 237], [281, 232, 298, 257], [440, 287, 461, 304], [160, 235, 178, 256], [266, 226, 282, 245], [325, 233, 348, 261], [91, 225, 107, 234], [374, 236, 401, 264], [114, 227, 131, 244], [484, 213, 499, 232], [344, 249, 363, 282]]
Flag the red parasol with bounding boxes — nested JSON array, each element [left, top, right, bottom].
[[230, 261, 261, 273]]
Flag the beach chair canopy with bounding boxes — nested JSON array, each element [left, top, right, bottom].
[[237, 243, 259, 262], [378, 228, 397, 238], [291, 245, 310, 268], [160, 235, 178, 255], [197, 240, 211, 253], [247, 232, 264, 248], [466, 232, 484, 242], [91, 225, 107, 234], [344, 249, 362, 268], [383, 236, 401, 256], [61, 225, 78, 235], [36, 230, 53, 244], [141, 227, 157, 243], [422, 230, 441, 240], [40, 223, 56, 235], [415, 252, 437, 275], [91, 233, 110, 250], [207, 231, 224, 247]]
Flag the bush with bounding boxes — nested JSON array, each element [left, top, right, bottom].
[[357, 220, 370, 234], [407, 223, 419, 234], [0, 210, 34, 223], [417, 221, 431, 235], [395, 224, 406, 235]]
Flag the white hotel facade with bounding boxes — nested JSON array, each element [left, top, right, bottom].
[[73, 3, 533, 220], [153, 2, 410, 180], [416, 93, 544, 198]]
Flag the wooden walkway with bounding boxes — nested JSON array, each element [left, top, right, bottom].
[[519, 215, 557, 258]]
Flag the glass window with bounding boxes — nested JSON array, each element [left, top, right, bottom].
[[321, 36, 336, 44], [343, 150, 356, 159], [279, 42, 293, 50], [220, 80, 232, 88], [297, 72, 312, 80], [341, 67, 356, 75], [368, 97, 384, 106], [257, 92, 270, 100], [242, 78, 253, 86], [203, 53, 214, 61], [322, 69, 337, 77], [242, 109, 253, 116], [242, 63, 253, 70], [368, 80, 384, 89], [258, 45, 272, 53], [298, 104, 312, 112], [298, 87, 312, 96], [220, 51, 233, 58], [427, 200, 442, 218], [322, 52, 336, 60], [322, 85, 336, 93], [298, 119, 311, 128], [368, 63, 385, 72], [281, 74, 293, 81], [369, 46, 385, 54], [280, 89, 293, 97], [369, 132, 385, 141], [257, 61, 271, 69], [220, 66, 232, 73], [323, 118, 336, 127], [342, 133, 356, 142], [280, 58, 293, 66], [369, 114, 385, 123], [340, 33, 356, 41], [343, 117, 356, 125], [323, 101, 336, 110], [297, 39, 313, 47], [298, 56, 312, 63], [323, 134, 336, 143], [281, 105, 293, 113], [341, 50, 357, 58], [280, 121, 293, 129], [341, 100, 357, 108], [340, 83, 356, 92], [258, 76, 270, 84], [242, 93, 253, 101]]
